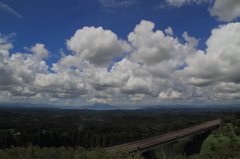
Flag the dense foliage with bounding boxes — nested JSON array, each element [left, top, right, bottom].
[[0, 106, 217, 149], [0, 146, 143, 159], [0, 127, 143, 149]]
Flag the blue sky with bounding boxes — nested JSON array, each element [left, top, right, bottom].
[[1, 0, 240, 107]]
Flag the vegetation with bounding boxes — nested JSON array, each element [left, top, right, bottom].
[[0, 106, 240, 158], [0, 146, 143, 159]]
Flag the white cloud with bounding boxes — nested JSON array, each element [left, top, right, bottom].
[[0, 2, 23, 18], [166, 0, 208, 7], [175, 22, 240, 87], [0, 33, 16, 44], [182, 32, 199, 47], [166, 0, 240, 22], [0, 34, 50, 96], [34, 72, 87, 99], [209, 0, 240, 22], [154, 4, 165, 9], [98, 0, 136, 12], [89, 59, 137, 90], [128, 20, 175, 65], [64, 26, 131, 67], [30, 43, 50, 60], [130, 94, 147, 101], [0, 52, 50, 98], [87, 98, 109, 104], [0, 43, 13, 50], [1, 21, 240, 106], [120, 76, 154, 96], [158, 90, 182, 99], [0, 36, 48, 89], [98, 0, 136, 8], [164, 27, 173, 36]]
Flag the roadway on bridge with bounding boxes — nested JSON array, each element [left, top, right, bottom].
[[105, 120, 220, 152]]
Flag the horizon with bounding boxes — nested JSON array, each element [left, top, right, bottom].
[[1, 0, 240, 107], [1, 102, 240, 110]]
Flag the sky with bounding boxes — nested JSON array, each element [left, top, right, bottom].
[[0, 0, 240, 107]]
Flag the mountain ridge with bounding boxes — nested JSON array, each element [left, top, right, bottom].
[[0, 102, 239, 110]]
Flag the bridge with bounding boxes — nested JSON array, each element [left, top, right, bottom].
[[105, 120, 221, 158]]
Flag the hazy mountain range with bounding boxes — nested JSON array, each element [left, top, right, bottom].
[[0, 102, 239, 110]]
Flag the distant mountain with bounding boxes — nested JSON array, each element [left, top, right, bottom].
[[202, 104, 240, 108], [141, 104, 240, 109], [141, 105, 197, 109], [0, 102, 120, 110], [0, 102, 239, 110], [79, 103, 120, 110], [0, 103, 76, 109]]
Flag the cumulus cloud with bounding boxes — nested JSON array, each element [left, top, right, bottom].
[[0, 54, 49, 100], [158, 90, 182, 99], [182, 32, 199, 47], [64, 26, 131, 67], [209, 0, 240, 22], [89, 58, 137, 90], [0, 2, 23, 18], [175, 22, 240, 86], [0, 34, 52, 99], [128, 20, 175, 65], [164, 27, 174, 36], [30, 43, 50, 60], [0, 53, 49, 87], [1, 20, 240, 106], [120, 76, 154, 96]]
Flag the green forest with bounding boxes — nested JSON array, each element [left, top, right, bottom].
[[0, 106, 240, 159]]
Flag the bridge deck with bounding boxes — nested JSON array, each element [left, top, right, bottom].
[[105, 120, 220, 152]]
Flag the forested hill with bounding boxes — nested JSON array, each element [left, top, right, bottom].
[[0, 107, 240, 158]]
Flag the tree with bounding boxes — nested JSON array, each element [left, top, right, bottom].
[[234, 111, 240, 119]]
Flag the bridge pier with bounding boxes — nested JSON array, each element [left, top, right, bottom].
[[188, 136, 194, 142], [162, 142, 174, 158]]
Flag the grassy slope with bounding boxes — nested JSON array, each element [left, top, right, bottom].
[[199, 124, 240, 159], [227, 123, 240, 144]]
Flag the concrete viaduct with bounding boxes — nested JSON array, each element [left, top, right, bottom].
[[105, 120, 221, 158]]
